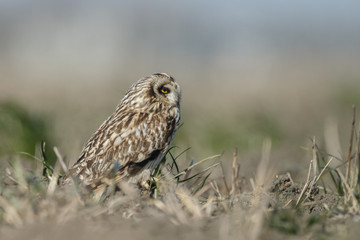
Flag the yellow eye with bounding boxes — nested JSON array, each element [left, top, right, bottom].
[[160, 88, 169, 94]]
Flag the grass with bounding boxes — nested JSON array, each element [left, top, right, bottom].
[[0, 138, 276, 239], [1, 106, 360, 239]]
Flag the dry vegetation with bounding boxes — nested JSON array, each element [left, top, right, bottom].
[[1, 106, 360, 240]]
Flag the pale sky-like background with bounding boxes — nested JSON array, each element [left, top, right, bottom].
[[0, 0, 359, 86]]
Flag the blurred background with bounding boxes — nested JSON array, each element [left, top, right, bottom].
[[1, 0, 360, 177]]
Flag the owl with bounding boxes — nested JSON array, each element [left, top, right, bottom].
[[67, 73, 181, 190]]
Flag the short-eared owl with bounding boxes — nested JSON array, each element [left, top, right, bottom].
[[68, 73, 181, 188]]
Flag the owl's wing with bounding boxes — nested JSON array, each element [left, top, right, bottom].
[[69, 110, 178, 185]]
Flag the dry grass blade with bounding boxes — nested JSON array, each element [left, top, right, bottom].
[[56, 199, 81, 223], [151, 199, 184, 225], [210, 181, 223, 199], [173, 154, 221, 179], [296, 155, 333, 207], [11, 158, 28, 192], [54, 146, 68, 173], [151, 184, 191, 225], [203, 192, 215, 216], [177, 162, 220, 183], [194, 183, 212, 198], [283, 199, 294, 208], [0, 197, 23, 227], [256, 139, 272, 185], [247, 139, 273, 240], [176, 187, 202, 218], [53, 146, 84, 205], [47, 160, 60, 196], [357, 120, 360, 186], [336, 169, 359, 212], [301, 199, 328, 206], [183, 158, 194, 180], [312, 136, 317, 177], [296, 160, 312, 206], [315, 157, 334, 184], [346, 105, 356, 183], [220, 162, 230, 197], [231, 148, 240, 197]]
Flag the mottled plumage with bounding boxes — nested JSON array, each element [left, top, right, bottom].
[[68, 73, 181, 188]]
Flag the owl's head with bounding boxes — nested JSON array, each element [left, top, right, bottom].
[[149, 73, 181, 108], [123, 73, 181, 110]]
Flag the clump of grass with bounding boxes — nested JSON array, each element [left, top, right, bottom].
[[296, 105, 360, 214], [0, 161, 78, 227], [265, 106, 360, 236], [314, 106, 360, 214], [295, 137, 334, 207], [332, 105, 360, 213]]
